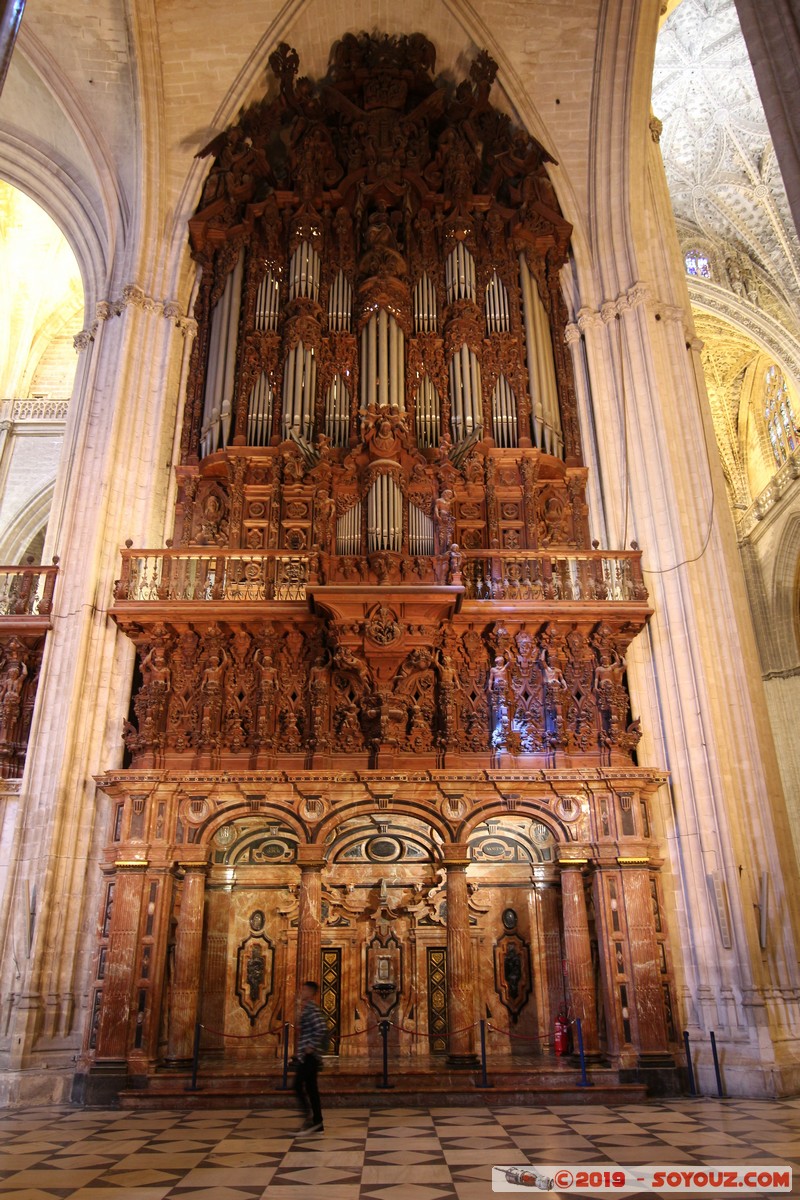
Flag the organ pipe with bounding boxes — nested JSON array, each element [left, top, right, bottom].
[[449, 343, 482, 442], [281, 341, 317, 441], [201, 249, 244, 457], [324, 374, 350, 447], [246, 372, 274, 446], [289, 240, 321, 303], [255, 269, 280, 331], [445, 243, 476, 305], [336, 502, 361, 555], [360, 310, 405, 410], [414, 376, 441, 448], [413, 274, 438, 333], [485, 272, 510, 334], [408, 502, 434, 555], [519, 252, 562, 457], [328, 270, 353, 332], [367, 474, 402, 553], [491, 375, 518, 448]]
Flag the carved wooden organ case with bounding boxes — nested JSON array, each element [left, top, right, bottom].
[[115, 33, 651, 772]]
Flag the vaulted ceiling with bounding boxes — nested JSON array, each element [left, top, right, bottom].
[[653, 0, 800, 328]]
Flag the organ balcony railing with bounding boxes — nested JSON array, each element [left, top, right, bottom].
[[0, 557, 59, 780], [111, 545, 648, 608], [0, 557, 59, 618]]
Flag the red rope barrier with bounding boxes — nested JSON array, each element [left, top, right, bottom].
[[391, 1019, 478, 1039]]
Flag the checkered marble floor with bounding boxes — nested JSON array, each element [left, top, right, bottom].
[[0, 1099, 798, 1200]]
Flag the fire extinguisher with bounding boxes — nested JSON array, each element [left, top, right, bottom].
[[554, 1006, 571, 1056]]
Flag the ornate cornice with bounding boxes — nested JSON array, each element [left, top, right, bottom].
[[73, 286, 197, 351], [567, 282, 673, 339]]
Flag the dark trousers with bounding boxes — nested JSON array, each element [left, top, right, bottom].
[[294, 1054, 322, 1125]]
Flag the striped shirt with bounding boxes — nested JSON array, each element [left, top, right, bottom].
[[298, 1000, 327, 1057]]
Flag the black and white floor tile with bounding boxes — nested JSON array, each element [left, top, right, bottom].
[[0, 1099, 797, 1199]]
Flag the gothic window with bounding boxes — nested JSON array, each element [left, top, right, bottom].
[[764, 365, 798, 466], [684, 249, 711, 279]]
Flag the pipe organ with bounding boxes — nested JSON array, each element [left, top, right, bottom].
[[246, 372, 274, 446], [408, 502, 434, 555], [413, 274, 438, 333], [182, 31, 585, 565], [336, 502, 361, 555], [281, 342, 317, 442], [255, 269, 281, 332], [360, 310, 405, 411], [289, 240, 322, 303], [491, 375, 518, 448], [519, 253, 563, 457], [324, 375, 350, 447], [445, 243, 476, 305], [414, 376, 441, 449], [449, 344, 483, 442], [328, 270, 353, 333], [367, 473, 403, 552], [200, 249, 243, 457], [100, 38, 675, 1107]]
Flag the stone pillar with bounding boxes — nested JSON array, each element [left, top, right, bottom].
[[295, 845, 325, 989], [442, 843, 477, 1065], [734, 1, 800, 239], [618, 865, 670, 1061], [165, 861, 208, 1063], [559, 858, 598, 1055], [94, 861, 149, 1061]]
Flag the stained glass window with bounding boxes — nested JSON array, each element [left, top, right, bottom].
[[685, 249, 711, 279], [764, 365, 798, 466]]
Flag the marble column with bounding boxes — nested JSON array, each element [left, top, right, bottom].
[[537, 880, 567, 1037], [442, 843, 477, 1065], [165, 861, 208, 1063], [559, 860, 599, 1055], [94, 861, 149, 1061], [619, 866, 669, 1059], [295, 845, 325, 990]]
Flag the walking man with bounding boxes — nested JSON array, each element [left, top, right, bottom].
[[294, 980, 326, 1136]]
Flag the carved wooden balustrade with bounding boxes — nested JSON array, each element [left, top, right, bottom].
[[112, 545, 647, 608], [0, 556, 59, 778]]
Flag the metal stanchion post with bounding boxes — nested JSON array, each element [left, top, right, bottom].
[[575, 1018, 591, 1087], [683, 1030, 697, 1096], [187, 1021, 201, 1092], [709, 1031, 724, 1098], [476, 1019, 493, 1089], [279, 1022, 290, 1090], [377, 1020, 393, 1089]]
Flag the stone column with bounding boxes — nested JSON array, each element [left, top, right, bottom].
[[618, 865, 669, 1060], [559, 858, 599, 1055], [295, 845, 325, 989], [94, 861, 149, 1061], [165, 860, 208, 1063], [442, 843, 477, 1065], [734, 1, 800, 239]]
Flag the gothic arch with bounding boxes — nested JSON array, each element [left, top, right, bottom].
[[458, 800, 572, 843], [0, 481, 56, 565], [170, 0, 580, 249], [315, 798, 452, 851], [770, 512, 800, 672]]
